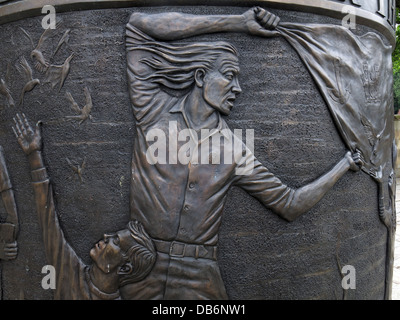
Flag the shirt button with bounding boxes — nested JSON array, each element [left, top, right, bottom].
[[184, 205, 190, 211], [189, 182, 195, 189]]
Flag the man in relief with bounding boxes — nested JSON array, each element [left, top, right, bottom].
[[13, 114, 156, 299], [124, 7, 363, 299]]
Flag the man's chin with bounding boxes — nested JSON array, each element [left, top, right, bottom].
[[220, 106, 232, 116]]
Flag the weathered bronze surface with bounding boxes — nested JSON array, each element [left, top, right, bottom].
[[122, 8, 365, 299], [0, 1, 396, 300], [0, 1, 396, 47]]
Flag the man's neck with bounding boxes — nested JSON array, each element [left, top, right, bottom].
[[185, 89, 219, 131]]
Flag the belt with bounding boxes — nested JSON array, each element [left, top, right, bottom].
[[153, 239, 217, 261]]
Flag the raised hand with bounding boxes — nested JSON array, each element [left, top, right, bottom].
[[12, 113, 42, 155], [243, 7, 280, 37]]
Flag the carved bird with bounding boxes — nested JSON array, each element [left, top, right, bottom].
[[19, 21, 64, 73], [44, 52, 75, 92], [65, 87, 93, 124], [16, 57, 40, 106], [66, 157, 86, 183], [20, 27, 49, 73], [0, 78, 15, 108], [52, 29, 71, 59]]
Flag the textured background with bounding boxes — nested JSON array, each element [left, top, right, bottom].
[[0, 5, 389, 299]]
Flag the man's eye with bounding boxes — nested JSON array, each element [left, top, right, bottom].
[[225, 73, 233, 80]]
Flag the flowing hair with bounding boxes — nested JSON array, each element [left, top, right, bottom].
[[129, 39, 238, 91]]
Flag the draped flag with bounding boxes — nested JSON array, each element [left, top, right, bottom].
[[277, 23, 395, 299]]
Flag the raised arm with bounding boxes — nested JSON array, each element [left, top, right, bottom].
[[128, 7, 280, 41], [12, 113, 81, 271]]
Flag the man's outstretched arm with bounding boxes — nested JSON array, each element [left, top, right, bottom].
[[237, 151, 363, 222], [128, 7, 280, 41], [280, 151, 363, 221]]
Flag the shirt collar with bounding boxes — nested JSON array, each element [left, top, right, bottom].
[[169, 95, 231, 143]]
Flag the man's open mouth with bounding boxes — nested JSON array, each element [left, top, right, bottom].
[[226, 97, 236, 106]]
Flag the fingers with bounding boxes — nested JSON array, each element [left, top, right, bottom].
[[13, 113, 26, 137], [255, 7, 280, 30], [271, 16, 280, 29], [12, 113, 35, 138], [17, 113, 27, 136], [23, 113, 34, 135], [346, 149, 366, 172], [12, 116, 23, 140], [353, 149, 365, 167], [4, 241, 17, 250], [12, 126, 19, 139], [3, 241, 18, 259]]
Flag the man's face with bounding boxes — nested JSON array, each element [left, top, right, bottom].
[[202, 53, 242, 116], [90, 229, 133, 274]]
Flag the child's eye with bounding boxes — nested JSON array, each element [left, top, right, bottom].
[[113, 237, 120, 246]]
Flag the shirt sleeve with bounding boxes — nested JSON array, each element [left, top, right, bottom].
[[234, 151, 295, 216], [31, 168, 89, 299], [126, 23, 174, 125]]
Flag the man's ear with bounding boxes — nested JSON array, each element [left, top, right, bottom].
[[117, 262, 133, 275], [194, 69, 206, 88]]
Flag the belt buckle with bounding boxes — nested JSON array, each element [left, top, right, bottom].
[[169, 241, 186, 258]]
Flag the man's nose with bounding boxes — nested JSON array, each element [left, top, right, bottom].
[[232, 78, 242, 94]]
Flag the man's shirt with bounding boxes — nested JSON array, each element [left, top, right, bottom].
[[126, 23, 295, 246]]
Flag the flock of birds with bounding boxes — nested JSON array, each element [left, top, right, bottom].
[[0, 22, 93, 182], [0, 22, 93, 124]]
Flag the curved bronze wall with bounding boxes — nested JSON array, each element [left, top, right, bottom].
[[0, 0, 396, 300]]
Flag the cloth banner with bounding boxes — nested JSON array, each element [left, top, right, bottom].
[[277, 22, 395, 299]]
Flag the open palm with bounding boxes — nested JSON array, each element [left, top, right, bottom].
[[12, 113, 42, 155]]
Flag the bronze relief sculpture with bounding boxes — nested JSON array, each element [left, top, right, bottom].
[[122, 7, 364, 300], [0, 3, 396, 300], [13, 7, 366, 299], [14, 113, 156, 300], [0, 146, 18, 262]]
